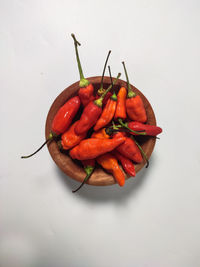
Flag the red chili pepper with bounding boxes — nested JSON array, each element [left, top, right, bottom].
[[122, 61, 147, 123], [21, 96, 81, 159], [71, 34, 94, 106], [128, 121, 162, 136], [72, 159, 95, 193], [102, 91, 112, 106], [117, 120, 162, 137], [114, 132, 143, 163], [70, 135, 126, 160], [58, 120, 87, 150], [74, 73, 121, 135], [112, 150, 136, 177], [51, 96, 81, 135]]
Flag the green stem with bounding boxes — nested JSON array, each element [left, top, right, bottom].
[[95, 73, 121, 107], [131, 136, 149, 168], [122, 61, 136, 98], [112, 121, 119, 130], [108, 66, 117, 101], [72, 166, 94, 193], [71, 33, 89, 87], [98, 50, 111, 93], [21, 133, 54, 159], [118, 119, 146, 136]]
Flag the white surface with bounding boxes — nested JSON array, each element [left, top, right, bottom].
[[1, 0, 200, 266]]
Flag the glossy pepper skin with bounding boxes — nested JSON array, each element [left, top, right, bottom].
[[112, 151, 136, 177], [114, 132, 143, 163], [122, 61, 147, 123], [79, 84, 95, 107], [51, 96, 80, 135], [91, 128, 110, 139], [69, 136, 126, 160], [128, 121, 162, 136], [114, 87, 127, 120], [97, 153, 125, 187], [75, 101, 102, 135], [94, 92, 117, 131], [102, 92, 112, 106], [59, 121, 87, 150]]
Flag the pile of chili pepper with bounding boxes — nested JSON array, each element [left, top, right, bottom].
[[21, 34, 162, 192]]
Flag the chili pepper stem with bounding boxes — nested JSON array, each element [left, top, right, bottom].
[[71, 33, 89, 88], [21, 133, 54, 159], [131, 136, 149, 168], [72, 166, 94, 193], [95, 73, 121, 107], [122, 61, 136, 98], [108, 66, 117, 101], [97, 51, 111, 95], [118, 119, 146, 136]]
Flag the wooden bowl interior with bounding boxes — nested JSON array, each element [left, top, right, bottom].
[[45, 77, 156, 186]]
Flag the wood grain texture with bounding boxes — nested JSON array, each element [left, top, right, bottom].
[[45, 77, 156, 186]]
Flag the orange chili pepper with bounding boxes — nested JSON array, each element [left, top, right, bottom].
[[97, 153, 125, 186], [114, 87, 127, 120], [70, 136, 126, 160], [59, 121, 87, 150], [122, 61, 147, 123], [94, 66, 117, 131], [91, 128, 110, 139], [94, 93, 117, 131]]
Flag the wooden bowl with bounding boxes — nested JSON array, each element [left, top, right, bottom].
[[45, 77, 156, 186]]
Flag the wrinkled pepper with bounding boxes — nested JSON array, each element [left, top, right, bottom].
[[72, 159, 95, 193], [97, 153, 125, 186], [74, 73, 121, 135], [21, 96, 81, 159], [58, 120, 87, 150], [71, 34, 94, 106], [91, 128, 110, 139], [112, 150, 136, 177], [70, 135, 126, 160], [122, 61, 147, 123], [114, 132, 143, 163]]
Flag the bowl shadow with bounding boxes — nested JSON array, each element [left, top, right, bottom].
[[55, 154, 156, 203]]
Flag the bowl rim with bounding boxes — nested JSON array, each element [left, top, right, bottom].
[[45, 76, 157, 186]]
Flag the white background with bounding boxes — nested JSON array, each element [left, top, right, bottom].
[[1, 0, 200, 266]]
